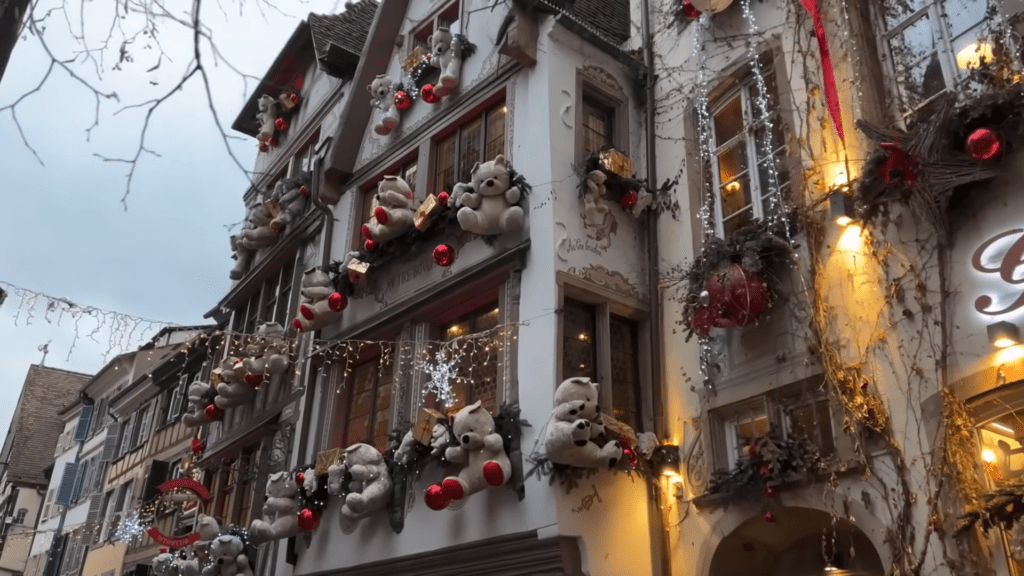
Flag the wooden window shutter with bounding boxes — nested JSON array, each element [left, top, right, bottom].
[[100, 423, 120, 462], [55, 462, 80, 506], [85, 493, 104, 544], [74, 404, 94, 442]]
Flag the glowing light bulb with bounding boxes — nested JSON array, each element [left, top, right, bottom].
[[957, 41, 994, 69], [982, 448, 997, 463]]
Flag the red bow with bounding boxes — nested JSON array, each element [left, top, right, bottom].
[[878, 141, 918, 186]]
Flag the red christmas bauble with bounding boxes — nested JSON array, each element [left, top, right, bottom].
[[424, 484, 449, 510], [394, 91, 412, 111], [275, 118, 289, 131], [759, 464, 770, 476], [290, 93, 301, 105], [622, 190, 638, 209], [438, 191, 450, 207], [294, 77, 304, 90], [966, 127, 1003, 161], [683, 0, 701, 19], [271, 222, 284, 234], [433, 244, 455, 267], [624, 446, 638, 467], [297, 509, 320, 531], [328, 292, 347, 312], [764, 511, 776, 523], [295, 472, 305, 487], [766, 486, 776, 498], [205, 404, 222, 421], [292, 318, 304, 332], [706, 265, 769, 328], [268, 137, 279, 147], [420, 84, 440, 104], [748, 445, 759, 458], [258, 142, 269, 152], [191, 437, 204, 454], [688, 305, 716, 337], [245, 373, 263, 387], [299, 185, 309, 196], [364, 239, 377, 252]]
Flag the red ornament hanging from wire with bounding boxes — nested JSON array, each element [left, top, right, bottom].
[[433, 244, 455, 267], [204, 404, 222, 421], [297, 509, 320, 531], [966, 127, 1003, 161], [275, 118, 289, 131], [394, 91, 412, 111], [421, 84, 440, 104]]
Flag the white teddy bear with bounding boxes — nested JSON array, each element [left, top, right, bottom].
[[427, 27, 463, 98], [201, 534, 252, 576], [424, 400, 511, 510], [456, 155, 524, 236], [269, 177, 309, 234], [583, 170, 611, 229], [367, 75, 400, 136], [255, 94, 277, 146], [360, 175, 416, 247], [181, 380, 217, 428], [152, 550, 200, 576], [214, 357, 254, 410], [240, 322, 289, 386], [237, 199, 277, 251], [327, 443, 393, 533], [228, 234, 252, 281], [249, 471, 300, 545], [543, 377, 622, 469], [292, 267, 347, 333]]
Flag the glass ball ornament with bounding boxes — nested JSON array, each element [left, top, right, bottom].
[[394, 90, 412, 111], [421, 84, 440, 104], [433, 244, 455, 267], [966, 127, 1003, 161]]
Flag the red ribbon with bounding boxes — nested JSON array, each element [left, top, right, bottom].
[[800, 0, 844, 142]]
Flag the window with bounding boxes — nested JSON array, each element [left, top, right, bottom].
[[42, 489, 54, 519], [704, 60, 789, 237], [710, 383, 837, 472], [433, 101, 507, 195], [581, 97, 614, 158], [329, 344, 394, 453], [560, 297, 644, 431], [436, 303, 501, 413], [232, 256, 297, 333], [209, 447, 259, 529], [163, 376, 186, 427], [13, 508, 27, 525], [108, 480, 133, 541], [881, 0, 989, 113], [410, 1, 461, 57]]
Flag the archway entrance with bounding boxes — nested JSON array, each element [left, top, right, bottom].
[[708, 507, 884, 576]]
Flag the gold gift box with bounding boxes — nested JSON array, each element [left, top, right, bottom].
[[599, 149, 634, 179], [264, 198, 282, 218], [347, 258, 369, 285], [415, 194, 441, 230], [413, 407, 446, 445], [278, 93, 297, 112], [315, 448, 342, 476]]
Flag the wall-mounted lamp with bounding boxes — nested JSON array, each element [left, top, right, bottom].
[[652, 445, 681, 477], [828, 191, 855, 227], [988, 321, 1020, 349]]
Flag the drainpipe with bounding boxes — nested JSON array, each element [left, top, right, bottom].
[[640, 2, 671, 576]]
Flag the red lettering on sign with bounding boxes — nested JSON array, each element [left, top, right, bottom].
[[972, 228, 1024, 315]]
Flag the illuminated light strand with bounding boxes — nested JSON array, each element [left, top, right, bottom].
[[413, 349, 461, 407], [692, 13, 715, 242]]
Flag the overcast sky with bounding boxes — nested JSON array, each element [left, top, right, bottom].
[[0, 0, 342, 437]]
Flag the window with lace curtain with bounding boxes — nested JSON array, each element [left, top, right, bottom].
[[432, 303, 501, 414], [433, 101, 507, 195], [330, 344, 394, 453]]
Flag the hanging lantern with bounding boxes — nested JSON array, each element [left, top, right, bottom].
[[690, 0, 732, 13], [297, 509, 320, 531], [420, 84, 440, 104], [204, 404, 222, 421], [682, 0, 702, 18], [433, 244, 455, 267], [275, 118, 289, 131], [966, 127, 1003, 161], [394, 90, 412, 111]]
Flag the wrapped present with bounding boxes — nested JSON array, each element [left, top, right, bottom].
[[278, 93, 297, 112], [315, 448, 341, 476], [413, 407, 446, 445], [210, 368, 223, 386], [599, 149, 634, 179], [414, 194, 442, 230], [264, 198, 282, 218], [347, 258, 370, 285], [602, 414, 638, 447]]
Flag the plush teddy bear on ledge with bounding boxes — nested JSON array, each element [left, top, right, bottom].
[[543, 377, 622, 469], [456, 155, 524, 236], [361, 175, 416, 248], [213, 357, 254, 410], [249, 471, 300, 545], [201, 534, 252, 576], [328, 443, 393, 533], [427, 27, 464, 98], [292, 267, 347, 333], [424, 400, 511, 510], [240, 322, 289, 386], [367, 75, 400, 136], [181, 379, 217, 428]]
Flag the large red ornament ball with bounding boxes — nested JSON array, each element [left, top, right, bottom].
[[275, 118, 289, 131], [759, 464, 770, 476], [328, 292, 347, 312], [420, 84, 440, 104], [394, 90, 412, 111], [622, 190, 638, 209], [258, 142, 269, 153], [244, 373, 263, 387], [267, 137, 279, 147], [764, 511, 776, 523], [433, 244, 455, 267], [205, 404, 222, 421], [687, 305, 716, 337], [295, 472, 305, 487], [290, 93, 301, 105], [765, 486, 776, 498], [364, 239, 377, 252], [966, 127, 1003, 161], [704, 265, 769, 328], [297, 509, 320, 531], [438, 191, 450, 207], [191, 437, 204, 454], [425, 485, 449, 510], [683, 0, 702, 18]]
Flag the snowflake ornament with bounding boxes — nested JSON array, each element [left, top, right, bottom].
[[414, 350, 460, 407]]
